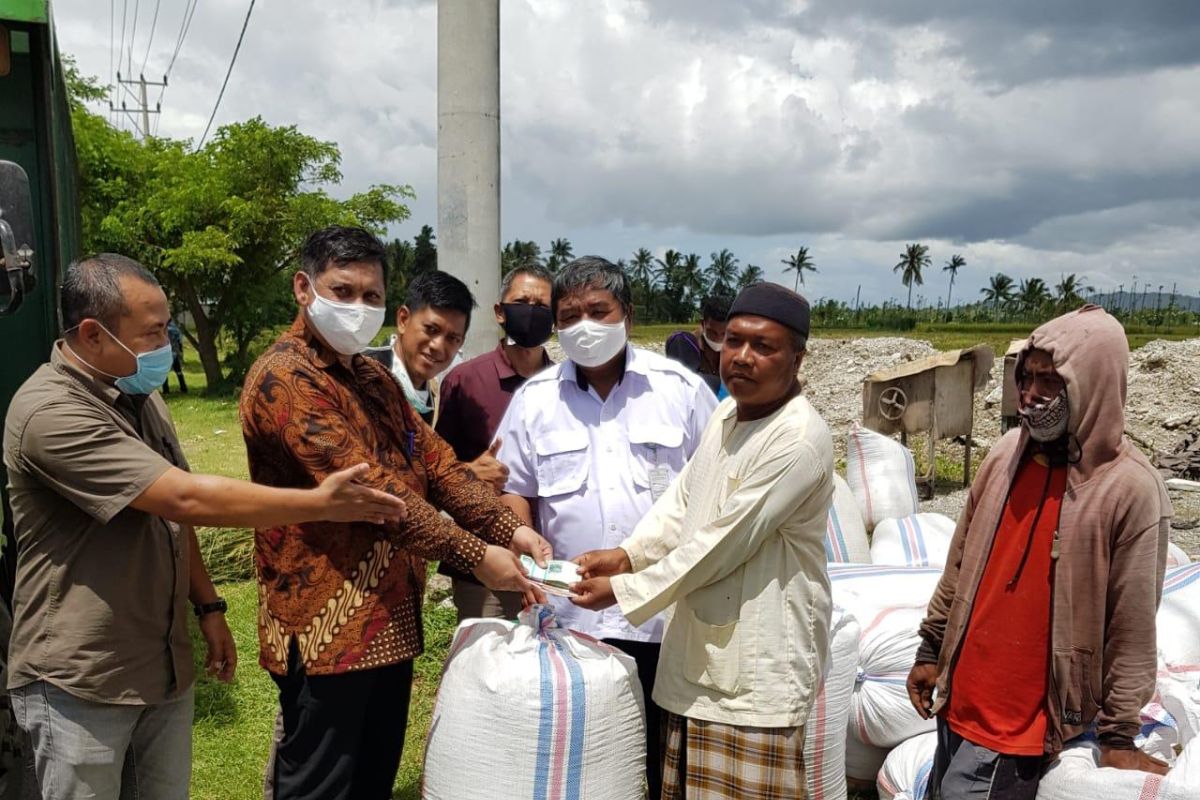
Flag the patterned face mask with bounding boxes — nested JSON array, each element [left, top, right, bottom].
[[1019, 388, 1070, 442]]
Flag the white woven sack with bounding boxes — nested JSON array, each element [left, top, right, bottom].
[[849, 605, 936, 750], [826, 475, 871, 563], [1157, 564, 1200, 668], [1036, 740, 1200, 800], [876, 731, 936, 800], [1174, 737, 1200, 786], [423, 606, 646, 800], [845, 423, 919, 532], [828, 564, 944, 633], [870, 514, 957, 569], [1156, 667, 1200, 748], [1167, 542, 1192, 568], [844, 735, 891, 783], [804, 607, 861, 800]]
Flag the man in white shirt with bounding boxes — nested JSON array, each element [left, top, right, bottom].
[[571, 281, 834, 800], [495, 256, 718, 797]]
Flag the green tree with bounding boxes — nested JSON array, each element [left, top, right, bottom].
[[737, 263, 764, 289], [630, 247, 658, 314], [501, 240, 542, 273], [545, 237, 574, 273], [412, 225, 438, 277], [781, 247, 816, 291], [893, 243, 930, 310], [385, 238, 414, 313], [1054, 273, 1093, 312], [943, 253, 966, 313], [73, 95, 411, 386], [1017, 277, 1052, 318], [656, 249, 689, 322], [981, 272, 1015, 319], [706, 248, 739, 297], [681, 253, 706, 311]]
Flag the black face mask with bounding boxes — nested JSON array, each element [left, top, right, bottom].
[[501, 303, 554, 348]]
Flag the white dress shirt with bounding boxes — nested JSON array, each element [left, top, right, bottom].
[[612, 394, 835, 727], [496, 345, 717, 641]]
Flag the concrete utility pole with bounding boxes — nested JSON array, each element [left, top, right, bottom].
[[112, 72, 166, 140], [438, 0, 501, 360]]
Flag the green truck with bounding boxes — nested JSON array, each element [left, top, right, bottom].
[[1, 2, 81, 796]]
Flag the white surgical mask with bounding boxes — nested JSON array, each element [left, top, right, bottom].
[[702, 332, 724, 352], [558, 318, 627, 368], [304, 287, 385, 355]]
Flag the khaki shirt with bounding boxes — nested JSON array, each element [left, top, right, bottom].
[[2, 343, 193, 705]]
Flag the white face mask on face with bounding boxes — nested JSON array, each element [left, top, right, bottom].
[[702, 332, 724, 352], [558, 317, 627, 368], [303, 283, 386, 355]]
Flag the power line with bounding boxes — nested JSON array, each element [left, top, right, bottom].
[[109, 0, 116, 124], [165, 0, 199, 80], [197, 0, 256, 149], [127, 0, 140, 76], [140, 0, 162, 75], [116, 0, 128, 128]]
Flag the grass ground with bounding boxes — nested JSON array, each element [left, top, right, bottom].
[[175, 321, 1187, 798]]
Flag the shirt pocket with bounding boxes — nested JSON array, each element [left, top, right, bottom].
[[534, 430, 590, 498], [683, 610, 743, 696], [628, 424, 685, 490]]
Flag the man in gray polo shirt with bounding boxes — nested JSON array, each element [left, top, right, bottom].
[[2, 254, 405, 799]]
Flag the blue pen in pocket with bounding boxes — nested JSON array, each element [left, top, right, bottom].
[[405, 430, 415, 459]]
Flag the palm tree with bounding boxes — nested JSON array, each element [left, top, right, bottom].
[[706, 248, 739, 297], [1017, 278, 1051, 318], [943, 254, 966, 312], [737, 263, 764, 290], [501, 240, 542, 273], [780, 247, 816, 291], [656, 249, 686, 322], [545, 237, 574, 273], [980, 272, 1015, 320], [1054, 273, 1093, 311], [893, 243, 930, 310], [630, 247, 657, 310], [681, 253, 706, 306]]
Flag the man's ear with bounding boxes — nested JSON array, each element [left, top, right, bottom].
[[75, 318, 106, 349], [624, 303, 636, 330], [396, 305, 411, 333], [494, 302, 505, 327], [293, 272, 312, 306]]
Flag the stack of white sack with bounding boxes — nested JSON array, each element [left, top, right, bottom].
[[876, 731, 936, 800], [828, 564, 944, 782], [870, 513, 958, 569], [1158, 563, 1200, 669], [1166, 542, 1192, 568], [423, 606, 646, 800], [826, 474, 872, 563], [1037, 738, 1200, 800], [804, 607, 862, 800], [846, 424, 920, 532]]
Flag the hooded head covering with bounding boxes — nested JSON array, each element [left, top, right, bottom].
[[1016, 304, 1128, 480]]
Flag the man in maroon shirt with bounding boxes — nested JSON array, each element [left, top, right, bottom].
[[434, 264, 555, 620]]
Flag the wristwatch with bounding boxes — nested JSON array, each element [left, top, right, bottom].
[[193, 598, 228, 618]]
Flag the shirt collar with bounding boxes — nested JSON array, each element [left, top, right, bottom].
[[563, 344, 638, 390], [492, 341, 552, 381], [52, 340, 126, 408], [288, 314, 341, 370]]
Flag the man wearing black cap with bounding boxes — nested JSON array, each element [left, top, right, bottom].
[[570, 282, 834, 799]]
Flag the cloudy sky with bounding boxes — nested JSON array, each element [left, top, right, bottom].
[[57, 0, 1200, 306]]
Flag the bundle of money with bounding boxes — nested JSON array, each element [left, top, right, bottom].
[[519, 556, 582, 596]]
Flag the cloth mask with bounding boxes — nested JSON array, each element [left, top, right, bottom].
[[702, 332, 724, 352], [501, 303, 554, 348], [1019, 388, 1070, 442], [304, 285, 385, 355], [558, 318, 627, 368], [391, 350, 433, 416], [64, 323, 174, 395]]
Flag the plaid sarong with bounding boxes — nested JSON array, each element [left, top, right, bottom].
[[660, 711, 806, 799]]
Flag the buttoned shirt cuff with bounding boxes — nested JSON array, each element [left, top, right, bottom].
[[444, 532, 490, 574], [478, 508, 522, 548], [620, 542, 648, 573]]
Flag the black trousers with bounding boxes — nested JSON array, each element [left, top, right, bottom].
[[930, 717, 1043, 800], [270, 644, 414, 800], [604, 638, 662, 800]]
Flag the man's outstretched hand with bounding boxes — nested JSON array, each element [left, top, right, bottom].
[[473, 545, 547, 608], [569, 576, 617, 610], [906, 662, 939, 720], [316, 464, 407, 525], [1100, 746, 1169, 775], [572, 548, 632, 579], [510, 525, 553, 567]]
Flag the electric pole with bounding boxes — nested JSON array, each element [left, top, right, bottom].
[[112, 72, 167, 139]]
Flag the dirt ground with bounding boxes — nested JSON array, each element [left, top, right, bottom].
[[555, 335, 1200, 558]]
